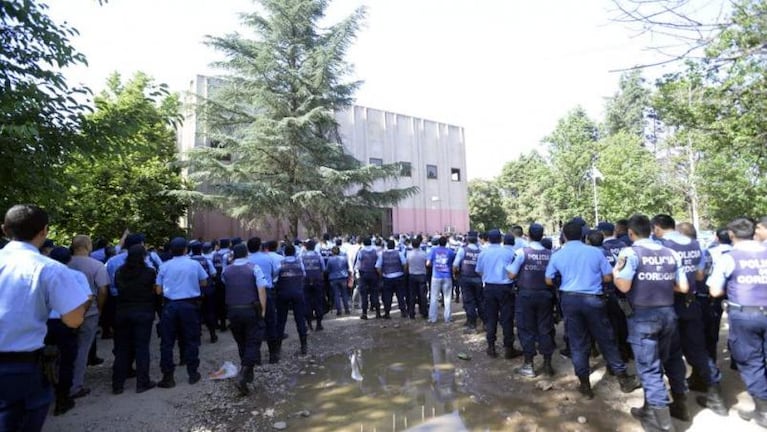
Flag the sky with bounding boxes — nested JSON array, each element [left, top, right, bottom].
[[45, 0, 716, 180]]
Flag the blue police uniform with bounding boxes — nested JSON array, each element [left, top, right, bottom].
[[376, 248, 407, 318], [355, 245, 381, 318], [708, 240, 767, 411], [509, 241, 555, 364], [545, 240, 629, 380], [659, 231, 722, 389], [615, 239, 687, 410], [326, 254, 350, 314], [0, 241, 89, 430], [190, 252, 218, 341], [453, 241, 485, 330], [156, 254, 208, 383], [406, 248, 428, 319], [700, 243, 732, 361], [212, 242, 232, 331], [301, 250, 326, 329], [275, 256, 309, 354], [248, 251, 280, 362], [222, 258, 267, 373], [602, 237, 632, 360], [475, 239, 516, 355]]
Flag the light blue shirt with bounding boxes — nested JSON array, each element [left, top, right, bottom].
[[156, 255, 208, 300], [248, 252, 277, 289], [0, 241, 90, 351], [376, 249, 407, 278], [49, 269, 93, 319], [512, 237, 529, 252], [614, 238, 686, 284], [707, 241, 765, 292], [475, 243, 515, 284], [508, 241, 545, 276], [222, 258, 269, 288], [453, 243, 480, 270], [545, 240, 612, 294]]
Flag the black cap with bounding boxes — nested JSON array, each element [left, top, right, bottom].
[[49, 246, 71, 264], [169, 237, 187, 249], [529, 223, 544, 237], [596, 222, 615, 232], [487, 229, 502, 242], [124, 234, 145, 249], [503, 234, 515, 245]]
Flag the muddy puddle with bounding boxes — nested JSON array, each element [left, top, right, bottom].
[[277, 329, 616, 432]]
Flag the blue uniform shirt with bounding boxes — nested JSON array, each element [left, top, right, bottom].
[[512, 237, 529, 252], [545, 240, 612, 294], [508, 241, 546, 276], [222, 258, 269, 288], [247, 252, 277, 289], [156, 255, 208, 300], [106, 250, 162, 296], [376, 249, 406, 278], [49, 269, 93, 319], [614, 238, 686, 284], [475, 243, 515, 284], [0, 241, 90, 351], [453, 243, 480, 270]]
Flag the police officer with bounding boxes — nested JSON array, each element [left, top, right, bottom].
[[0, 205, 90, 431], [700, 228, 733, 362], [355, 237, 381, 320], [545, 222, 639, 400], [156, 237, 209, 388], [508, 223, 555, 378], [453, 231, 485, 333], [189, 240, 218, 343], [756, 216, 767, 245], [326, 246, 351, 315], [302, 240, 326, 331], [247, 237, 281, 363], [213, 238, 232, 332], [598, 222, 631, 359], [613, 215, 689, 431], [427, 236, 456, 323], [510, 225, 528, 251], [651, 214, 726, 416], [407, 237, 428, 319], [475, 229, 520, 359], [377, 239, 407, 319], [708, 218, 767, 427], [276, 244, 309, 355], [222, 244, 268, 396]]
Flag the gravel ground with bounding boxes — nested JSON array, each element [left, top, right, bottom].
[[42, 303, 765, 432]]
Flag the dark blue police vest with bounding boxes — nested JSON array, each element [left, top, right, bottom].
[[381, 250, 403, 276], [517, 247, 551, 290], [222, 263, 257, 305], [358, 248, 378, 274], [629, 245, 676, 307], [603, 238, 627, 267], [661, 237, 702, 293], [302, 252, 323, 282], [277, 258, 304, 293], [726, 247, 767, 306], [460, 245, 480, 278]]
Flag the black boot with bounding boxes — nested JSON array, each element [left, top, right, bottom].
[[633, 404, 675, 432], [209, 327, 218, 344], [53, 394, 75, 416], [686, 368, 707, 392], [542, 357, 555, 377], [157, 373, 175, 389], [669, 392, 690, 422], [486, 345, 498, 358], [578, 375, 594, 400], [696, 384, 728, 416], [504, 346, 523, 359], [316, 320, 324, 330], [268, 341, 281, 364], [739, 397, 767, 428], [617, 372, 641, 393], [235, 368, 250, 396], [300, 335, 308, 356]]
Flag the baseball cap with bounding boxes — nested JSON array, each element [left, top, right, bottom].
[[596, 222, 615, 232], [124, 233, 145, 249], [487, 229, 502, 242], [169, 237, 187, 249], [529, 223, 544, 237]]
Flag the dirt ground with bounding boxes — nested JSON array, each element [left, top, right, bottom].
[[43, 301, 765, 432]]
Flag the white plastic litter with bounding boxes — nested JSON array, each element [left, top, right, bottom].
[[209, 361, 239, 380], [350, 350, 363, 381]]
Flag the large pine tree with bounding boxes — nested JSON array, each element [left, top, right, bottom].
[[184, 0, 416, 237]]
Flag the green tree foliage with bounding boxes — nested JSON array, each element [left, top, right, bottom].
[[51, 73, 187, 246], [467, 179, 506, 232], [604, 70, 651, 138], [0, 0, 91, 210], [496, 151, 554, 227], [183, 0, 416, 237]]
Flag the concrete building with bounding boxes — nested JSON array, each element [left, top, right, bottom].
[[178, 75, 469, 239]]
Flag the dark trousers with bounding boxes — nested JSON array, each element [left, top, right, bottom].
[[331, 279, 350, 313], [382, 276, 404, 315], [44, 319, 77, 398], [484, 284, 515, 348], [560, 292, 626, 378], [201, 285, 217, 332], [113, 308, 154, 389], [159, 301, 201, 376], [516, 289, 555, 360], [698, 295, 724, 360], [214, 278, 227, 328], [304, 279, 325, 325], [408, 274, 427, 318], [628, 307, 683, 407], [277, 288, 308, 338], [264, 291, 279, 342], [728, 309, 767, 399], [101, 294, 117, 335], [605, 292, 631, 357], [460, 276, 485, 326], [228, 307, 265, 368], [672, 296, 721, 385], [358, 273, 380, 315], [0, 360, 51, 432]]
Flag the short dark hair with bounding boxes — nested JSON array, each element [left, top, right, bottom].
[[265, 240, 278, 252], [438, 236, 447, 247], [190, 243, 203, 255], [3, 205, 48, 241], [628, 214, 652, 238], [562, 222, 582, 241], [587, 231, 604, 246], [362, 237, 372, 246], [651, 214, 675, 230], [676, 222, 697, 239], [331, 246, 340, 255], [715, 228, 731, 245], [386, 239, 395, 249], [529, 230, 543, 242], [727, 217, 755, 240], [412, 238, 421, 249], [511, 225, 524, 237], [247, 237, 262, 253], [171, 246, 186, 257], [283, 244, 296, 256], [232, 243, 248, 259]]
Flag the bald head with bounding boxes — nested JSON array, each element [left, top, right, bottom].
[[71, 234, 93, 255]]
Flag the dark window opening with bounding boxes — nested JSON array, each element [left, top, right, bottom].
[[426, 164, 438, 179], [399, 161, 412, 177], [369, 157, 383, 167], [210, 140, 231, 162], [451, 168, 461, 182]]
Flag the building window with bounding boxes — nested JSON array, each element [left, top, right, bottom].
[[426, 164, 438, 179], [451, 168, 461, 182], [209, 139, 231, 162], [369, 157, 383, 167], [399, 161, 412, 177]]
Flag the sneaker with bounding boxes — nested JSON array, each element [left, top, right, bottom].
[[516, 363, 536, 378]]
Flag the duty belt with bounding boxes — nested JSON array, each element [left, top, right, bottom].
[[724, 301, 767, 314], [164, 297, 201, 304], [560, 291, 604, 298], [0, 349, 42, 363]]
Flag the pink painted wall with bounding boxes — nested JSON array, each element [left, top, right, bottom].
[[393, 207, 469, 235]]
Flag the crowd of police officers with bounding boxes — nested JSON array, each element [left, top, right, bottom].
[[1, 203, 767, 432]]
